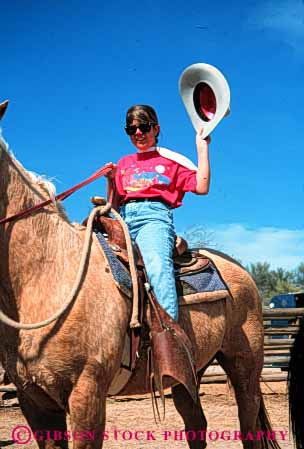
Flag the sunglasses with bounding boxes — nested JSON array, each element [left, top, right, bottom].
[[125, 122, 155, 136]]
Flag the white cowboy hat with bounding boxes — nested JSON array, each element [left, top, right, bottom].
[[179, 63, 230, 138], [0, 100, 9, 121]]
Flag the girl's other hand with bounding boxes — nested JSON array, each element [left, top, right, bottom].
[[105, 162, 117, 180]]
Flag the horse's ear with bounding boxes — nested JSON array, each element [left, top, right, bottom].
[[0, 100, 9, 121]]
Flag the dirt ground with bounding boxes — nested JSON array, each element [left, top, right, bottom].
[[0, 380, 292, 449]]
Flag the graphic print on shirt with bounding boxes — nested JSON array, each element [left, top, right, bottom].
[[121, 163, 172, 192]]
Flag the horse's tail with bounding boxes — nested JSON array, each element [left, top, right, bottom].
[[288, 317, 304, 449], [258, 396, 282, 449]]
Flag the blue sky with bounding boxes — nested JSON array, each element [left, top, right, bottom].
[[1, 0, 304, 270]]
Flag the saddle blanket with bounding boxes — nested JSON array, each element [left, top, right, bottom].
[[94, 231, 229, 303]]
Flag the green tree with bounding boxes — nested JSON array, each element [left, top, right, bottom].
[[247, 263, 301, 306], [247, 262, 276, 305], [294, 262, 304, 289]]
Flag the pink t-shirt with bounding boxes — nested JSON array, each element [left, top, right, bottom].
[[114, 149, 197, 208]]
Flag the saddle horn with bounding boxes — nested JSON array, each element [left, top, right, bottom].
[[0, 100, 9, 121]]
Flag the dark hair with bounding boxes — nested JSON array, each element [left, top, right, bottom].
[[125, 104, 160, 143]]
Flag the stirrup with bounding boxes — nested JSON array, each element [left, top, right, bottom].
[[148, 291, 198, 419]]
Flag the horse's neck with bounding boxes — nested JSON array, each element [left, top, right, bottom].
[[0, 147, 83, 301]]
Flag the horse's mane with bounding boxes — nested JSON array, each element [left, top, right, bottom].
[[0, 133, 69, 221]]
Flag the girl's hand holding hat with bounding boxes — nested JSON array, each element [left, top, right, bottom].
[[196, 128, 211, 153]]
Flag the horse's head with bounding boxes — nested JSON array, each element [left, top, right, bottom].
[[0, 100, 9, 121], [0, 101, 9, 162]]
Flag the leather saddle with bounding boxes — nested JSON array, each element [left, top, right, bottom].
[[84, 200, 210, 406]]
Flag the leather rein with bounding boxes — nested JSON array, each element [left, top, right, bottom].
[[0, 161, 142, 330], [0, 164, 112, 225]]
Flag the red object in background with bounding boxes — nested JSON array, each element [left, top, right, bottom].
[[193, 82, 216, 121]]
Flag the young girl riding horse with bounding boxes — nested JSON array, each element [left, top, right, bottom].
[[107, 104, 210, 321]]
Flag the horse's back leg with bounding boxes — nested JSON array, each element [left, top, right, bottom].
[[217, 319, 279, 449], [171, 368, 207, 449], [17, 390, 68, 449], [216, 349, 262, 449]]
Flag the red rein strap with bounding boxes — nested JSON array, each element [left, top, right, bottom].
[[0, 164, 112, 225]]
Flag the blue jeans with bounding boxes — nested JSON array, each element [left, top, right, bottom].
[[119, 201, 178, 321]]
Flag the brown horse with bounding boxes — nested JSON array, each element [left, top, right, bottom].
[[288, 317, 304, 449], [0, 123, 279, 449]]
